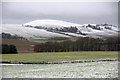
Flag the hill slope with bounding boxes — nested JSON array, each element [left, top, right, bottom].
[[24, 19, 81, 28], [1, 19, 119, 40], [24, 19, 118, 38], [2, 24, 69, 39]]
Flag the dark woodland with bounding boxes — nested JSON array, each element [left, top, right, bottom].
[[34, 37, 120, 52]]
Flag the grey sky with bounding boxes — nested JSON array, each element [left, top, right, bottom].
[[2, 2, 118, 25]]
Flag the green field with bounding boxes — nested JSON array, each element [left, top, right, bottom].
[[29, 38, 68, 43], [1, 51, 119, 63]]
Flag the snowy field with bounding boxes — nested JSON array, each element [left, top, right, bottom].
[[1, 61, 118, 78]]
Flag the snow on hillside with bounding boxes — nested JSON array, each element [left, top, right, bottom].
[[24, 19, 82, 28], [1, 19, 119, 39], [1, 24, 69, 39]]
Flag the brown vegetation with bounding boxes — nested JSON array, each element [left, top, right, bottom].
[[2, 39, 38, 53]]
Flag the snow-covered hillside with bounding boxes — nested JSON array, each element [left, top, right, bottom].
[[23, 19, 118, 38], [1, 24, 69, 39], [24, 19, 81, 28], [1, 19, 119, 40]]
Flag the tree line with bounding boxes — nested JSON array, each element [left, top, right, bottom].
[[34, 37, 120, 52], [1, 44, 18, 54]]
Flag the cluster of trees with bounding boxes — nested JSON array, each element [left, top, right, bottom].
[[1, 33, 27, 40], [33, 26, 78, 33], [86, 24, 114, 30], [1, 44, 18, 54], [57, 27, 78, 33], [45, 26, 78, 33], [34, 37, 120, 52], [87, 24, 101, 30], [101, 37, 119, 51], [105, 26, 112, 30]]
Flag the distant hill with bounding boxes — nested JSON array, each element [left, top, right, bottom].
[[1, 19, 119, 41]]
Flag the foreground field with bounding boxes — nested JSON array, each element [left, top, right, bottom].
[[1, 51, 118, 63], [2, 61, 118, 78]]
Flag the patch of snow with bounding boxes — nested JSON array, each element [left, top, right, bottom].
[[24, 19, 82, 28]]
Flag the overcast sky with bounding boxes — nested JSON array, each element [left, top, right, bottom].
[[2, 2, 118, 25]]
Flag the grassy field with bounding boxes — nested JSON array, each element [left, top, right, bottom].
[[1, 51, 119, 63], [30, 38, 67, 43]]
